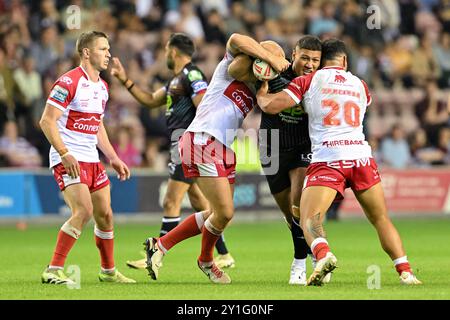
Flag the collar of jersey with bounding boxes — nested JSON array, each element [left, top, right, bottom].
[[79, 65, 100, 83], [321, 66, 345, 70]]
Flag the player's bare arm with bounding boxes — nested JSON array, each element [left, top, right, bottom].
[[111, 57, 166, 108], [227, 54, 257, 83], [256, 81, 298, 114], [39, 104, 80, 179], [97, 120, 130, 181], [191, 92, 205, 108], [226, 33, 290, 73]]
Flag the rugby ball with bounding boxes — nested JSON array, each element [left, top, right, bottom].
[[252, 59, 278, 81]]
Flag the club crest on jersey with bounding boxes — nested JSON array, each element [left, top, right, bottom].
[[334, 74, 346, 83], [50, 85, 69, 103], [66, 110, 101, 134]]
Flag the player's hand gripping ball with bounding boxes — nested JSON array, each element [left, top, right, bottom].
[[252, 59, 278, 81]]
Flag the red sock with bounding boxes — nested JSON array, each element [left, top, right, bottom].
[[94, 227, 115, 270], [159, 213, 202, 252], [198, 226, 220, 264], [312, 242, 330, 261], [395, 262, 412, 275], [49, 230, 78, 268]]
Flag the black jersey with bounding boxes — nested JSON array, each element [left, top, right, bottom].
[[165, 63, 208, 137], [259, 66, 310, 151]]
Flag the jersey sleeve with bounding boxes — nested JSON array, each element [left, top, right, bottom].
[[46, 75, 76, 111], [282, 72, 315, 105], [361, 79, 372, 106], [187, 68, 208, 98]]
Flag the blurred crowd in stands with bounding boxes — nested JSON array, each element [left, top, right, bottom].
[[0, 0, 448, 171]]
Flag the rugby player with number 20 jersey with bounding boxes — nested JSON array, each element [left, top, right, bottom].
[[257, 39, 421, 286]]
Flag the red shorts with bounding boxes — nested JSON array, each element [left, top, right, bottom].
[[303, 158, 381, 200], [52, 162, 110, 192], [179, 131, 236, 184]]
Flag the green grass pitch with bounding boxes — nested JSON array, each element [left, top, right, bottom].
[[1, 218, 449, 300]]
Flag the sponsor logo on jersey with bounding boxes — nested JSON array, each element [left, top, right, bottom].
[[50, 85, 69, 103], [166, 95, 173, 112], [309, 175, 339, 182], [191, 80, 207, 93], [188, 69, 203, 81], [66, 110, 101, 134], [59, 76, 73, 85], [96, 170, 108, 185], [223, 80, 256, 117], [281, 106, 305, 117], [301, 153, 312, 162], [327, 158, 371, 169], [373, 169, 380, 180], [314, 175, 338, 182], [322, 140, 364, 147], [80, 99, 89, 108]]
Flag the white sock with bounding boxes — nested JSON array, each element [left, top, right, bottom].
[[61, 221, 82, 239], [292, 258, 306, 270], [393, 256, 408, 266], [194, 211, 206, 231], [101, 267, 116, 274], [48, 265, 64, 270]]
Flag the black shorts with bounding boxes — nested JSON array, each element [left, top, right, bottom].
[[260, 145, 311, 194], [168, 141, 193, 184]]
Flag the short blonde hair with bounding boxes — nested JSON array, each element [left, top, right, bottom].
[[76, 31, 108, 57]]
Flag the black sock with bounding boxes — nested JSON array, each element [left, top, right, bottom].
[[291, 216, 311, 259], [215, 234, 229, 255], [159, 216, 181, 237]]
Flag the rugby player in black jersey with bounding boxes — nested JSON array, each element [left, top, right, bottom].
[[111, 33, 235, 270], [229, 36, 324, 285]]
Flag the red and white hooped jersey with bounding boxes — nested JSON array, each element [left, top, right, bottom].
[[186, 50, 257, 148], [46, 66, 108, 168], [284, 66, 372, 163]]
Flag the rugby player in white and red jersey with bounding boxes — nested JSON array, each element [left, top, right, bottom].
[[111, 33, 235, 270], [143, 33, 290, 284], [257, 39, 421, 286], [39, 31, 135, 284]]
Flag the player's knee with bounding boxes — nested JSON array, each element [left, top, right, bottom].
[[368, 212, 388, 226], [201, 209, 213, 220], [219, 205, 234, 222], [190, 197, 209, 212], [215, 213, 232, 228], [72, 203, 93, 222], [102, 209, 114, 225]]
